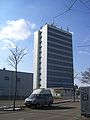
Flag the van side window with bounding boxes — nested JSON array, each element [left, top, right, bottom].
[[36, 94, 41, 99], [44, 94, 48, 99], [39, 95, 41, 99]]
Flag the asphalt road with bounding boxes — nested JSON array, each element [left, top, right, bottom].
[[0, 102, 84, 120]]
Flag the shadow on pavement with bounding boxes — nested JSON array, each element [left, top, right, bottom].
[[33, 105, 76, 110]]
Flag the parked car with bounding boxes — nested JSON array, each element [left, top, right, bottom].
[[24, 88, 53, 108]]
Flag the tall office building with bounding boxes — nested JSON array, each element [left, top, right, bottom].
[[33, 24, 74, 92]]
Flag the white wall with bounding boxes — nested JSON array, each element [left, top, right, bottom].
[[33, 31, 40, 89], [41, 24, 48, 88]]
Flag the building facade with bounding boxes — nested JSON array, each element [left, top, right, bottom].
[[33, 24, 74, 96], [0, 68, 33, 99]]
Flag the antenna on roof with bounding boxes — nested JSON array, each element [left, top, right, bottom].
[[52, 17, 55, 25], [51, 17, 57, 27], [67, 26, 69, 32], [61, 27, 62, 30]]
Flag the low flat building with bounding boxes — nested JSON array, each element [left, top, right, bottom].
[[0, 68, 33, 99]]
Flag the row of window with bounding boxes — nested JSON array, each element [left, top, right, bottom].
[[39, 64, 73, 75], [48, 26, 72, 38], [48, 31, 72, 43], [47, 62, 73, 69], [48, 81, 73, 85], [47, 71, 73, 78], [47, 59, 73, 67], [47, 52, 73, 62], [47, 73, 73, 79], [48, 36, 72, 47], [4, 76, 21, 82], [47, 65, 73, 73], [47, 82, 73, 88], [48, 35, 72, 46], [47, 81, 73, 84], [48, 47, 72, 57], [47, 77, 73, 83], [47, 57, 72, 64], [48, 41, 72, 51]]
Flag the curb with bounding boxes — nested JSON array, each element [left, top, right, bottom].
[[53, 100, 72, 104]]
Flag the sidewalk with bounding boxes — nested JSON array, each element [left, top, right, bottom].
[[0, 99, 79, 110]]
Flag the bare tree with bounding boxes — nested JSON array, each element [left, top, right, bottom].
[[7, 43, 27, 110], [80, 68, 90, 84]]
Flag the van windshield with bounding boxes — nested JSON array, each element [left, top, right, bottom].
[[28, 94, 37, 99]]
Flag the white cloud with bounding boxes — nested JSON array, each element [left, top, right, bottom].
[[0, 19, 36, 41]]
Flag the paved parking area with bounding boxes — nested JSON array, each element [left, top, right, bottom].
[[0, 100, 24, 107], [0, 101, 85, 120], [0, 100, 90, 120]]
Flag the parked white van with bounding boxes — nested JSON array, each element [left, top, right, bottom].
[[24, 88, 53, 108]]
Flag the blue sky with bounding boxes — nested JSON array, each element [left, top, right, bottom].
[[0, 0, 90, 86]]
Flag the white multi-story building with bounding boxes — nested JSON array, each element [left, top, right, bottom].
[[33, 24, 74, 97]]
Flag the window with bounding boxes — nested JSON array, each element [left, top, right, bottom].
[[47, 48, 72, 58], [48, 42, 72, 52], [48, 27, 72, 38], [0, 88, 3, 91], [4, 76, 9, 80], [48, 36, 72, 46], [47, 52, 73, 62], [17, 78, 21, 82], [47, 59, 73, 67]]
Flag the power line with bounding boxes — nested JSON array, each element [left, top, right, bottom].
[[53, 0, 78, 23], [79, 0, 90, 10], [84, 0, 90, 4], [52, 0, 90, 24]]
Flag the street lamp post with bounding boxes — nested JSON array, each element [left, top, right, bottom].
[[73, 84, 78, 102], [73, 86, 75, 102], [13, 58, 17, 110]]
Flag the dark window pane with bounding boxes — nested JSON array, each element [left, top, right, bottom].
[[4, 76, 9, 80]]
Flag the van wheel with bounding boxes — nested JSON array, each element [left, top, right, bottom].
[[48, 102, 52, 107], [35, 103, 40, 108]]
